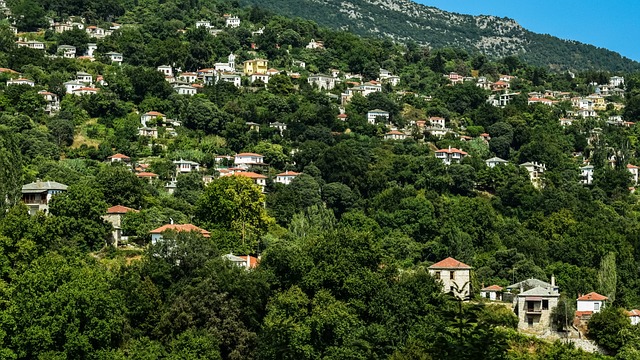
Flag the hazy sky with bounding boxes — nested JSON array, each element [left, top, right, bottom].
[[416, 0, 640, 62]]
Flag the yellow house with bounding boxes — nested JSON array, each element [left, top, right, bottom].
[[243, 59, 268, 76]]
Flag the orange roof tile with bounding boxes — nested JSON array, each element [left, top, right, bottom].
[[435, 148, 468, 155], [575, 310, 593, 317], [234, 171, 267, 179], [577, 292, 608, 301], [136, 172, 158, 177], [149, 224, 210, 237], [236, 152, 263, 157], [108, 153, 130, 159], [481, 285, 503, 291], [277, 171, 300, 177], [429, 257, 471, 269], [627, 164, 639, 169], [627, 309, 640, 317], [144, 111, 164, 116], [106, 205, 138, 214]]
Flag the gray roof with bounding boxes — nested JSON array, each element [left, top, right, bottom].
[[22, 181, 68, 193], [517, 286, 560, 297], [507, 278, 555, 290], [486, 157, 508, 163], [222, 253, 246, 262]]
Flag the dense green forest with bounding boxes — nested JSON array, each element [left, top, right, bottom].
[[3, 0, 640, 358]]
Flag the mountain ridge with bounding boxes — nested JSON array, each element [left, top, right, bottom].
[[240, 0, 640, 72]]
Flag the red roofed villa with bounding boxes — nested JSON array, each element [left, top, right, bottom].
[[428, 257, 472, 299], [435, 147, 469, 165], [275, 170, 300, 185], [150, 223, 211, 244], [108, 153, 130, 163], [480, 285, 504, 301], [576, 292, 608, 317]]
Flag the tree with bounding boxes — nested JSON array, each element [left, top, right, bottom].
[[588, 306, 632, 354], [195, 176, 274, 252], [0, 126, 23, 211], [597, 252, 617, 303]]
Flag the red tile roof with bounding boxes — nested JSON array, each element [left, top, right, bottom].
[[577, 292, 608, 301], [136, 172, 158, 177], [277, 171, 300, 177], [149, 224, 210, 237], [435, 148, 468, 155], [144, 111, 164, 117], [429, 257, 471, 269], [627, 309, 640, 317], [108, 153, 130, 160], [481, 285, 503, 291], [575, 310, 593, 317], [627, 164, 639, 169], [386, 130, 404, 135], [234, 171, 267, 179], [236, 152, 263, 157], [0, 68, 18, 73], [337, 113, 348, 118], [106, 205, 138, 214]]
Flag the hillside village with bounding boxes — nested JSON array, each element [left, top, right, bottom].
[[3, 0, 640, 358]]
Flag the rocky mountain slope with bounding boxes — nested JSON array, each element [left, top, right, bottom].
[[241, 0, 640, 72]]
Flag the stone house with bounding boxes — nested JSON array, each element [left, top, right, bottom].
[[428, 257, 472, 300]]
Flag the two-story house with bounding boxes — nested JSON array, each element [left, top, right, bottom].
[[515, 286, 560, 331], [103, 205, 138, 246], [580, 165, 594, 185], [435, 147, 468, 165], [234, 153, 265, 169], [520, 162, 546, 189], [367, 109, 390, 124], [275, 171, 300, 185], [243, 59, 268, 76], [428, 257, 472, 300], [21, 180, 68, 215], [233, 172, 267, 192], [174, 159, 200, 173], [308, 74, 339, 90], [485, 157, 509, 168], [576, 292, 608, 316], [150, 223, 211, 244]]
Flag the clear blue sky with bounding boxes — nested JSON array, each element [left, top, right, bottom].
[[416, 0, 640, 62]]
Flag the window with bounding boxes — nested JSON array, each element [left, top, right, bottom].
[[528, 317, 534, 327], [434, 271, 440, 280], [594, 303, 600, 311], [450, 271, 455, 280], [542, 300, 549, 310]]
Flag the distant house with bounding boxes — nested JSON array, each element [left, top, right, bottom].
[[515, 286, 559, 331], [140, 111, 166, 127], [250, 73, 270, 84], [38, 91, 60, 115], [222, 253, 259, 269], [243, 59, 268, 76], [429, 116, 446, 128], [105, 52, 123, 64], [384, 130, 407, 140], [225, 15, 240, 28], [306, 39, 324, 49], [174, 84, 197, 96], [7, 78, 34, 86], [214, 53, 236, 72], [21, 180, 68, 215], [270, 122, 287, 135], [150, 223, 210, 244], [108, 153, 130, 163], [72, 87, 99, 96], [195, 20, 211, 28], [234, 153, 265, 169], [480, 285, 503, 301], [220, 73, 241, 88], [174, 159, 200, 173], [308, 74, 339, 90], [576, 292, 607, 316], [337, 113, 348, 121], [138, 127, 158, 138], [580, 165, 594, 185], [275, 171, 300, 185], [485, 157, 508, 168], [367, 109, 390, 124], [57, 45, 76, 58], [435, 147, 468, 165], [520, 162, 546, 189], [103, 205, 138, 246], [233, 172, 267, 192], [627, 310, 640, 325], [76, 71, 93, 84], [157, 65, 173, 77], [178, 72, 198, 83], [560, 118, 576, 127], [609, 76, 625, 87], [136, 172, 158, 183], [428, 257, 472, 300], [506, 277, 560, 294]]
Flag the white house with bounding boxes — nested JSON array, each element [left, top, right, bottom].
[[234, 153, 265, 169], [486, 157, 509, 168], [150, 224, 210, 245], [480, 285, 503, 301], [107, 153, 130, 163], [64, 80, 84, 94], [214, 53, 236, 72], [250, 74, 270, 84], [73, 87, 99, 96], [157, 65, 173, 77], [270, 122, 287, 135], [76, 71, 93, 84], [384, 130, 407, 140], [627, 164, 640, 185], [174, 84, 197, 96], [195, 20, 211, 28], [222, 253, 259, 269], [178, 72, 198, 83], [86, 43, 97, 57], [38, 91, 60, 115], [308, 74, 339, 90], [520, 162, 546, 189], [105, 52, 123, 64], [367, 109, 390, 124], [220, 73, 241, 87], [57, 45, 76, 58], [140, 111, 166, 127], [580, 165, 594, 185], [435, 147, 468, 165], [233, 172, 267, 192], [610, 76, 625, 87], [560, 118, 576, 127], [7, 78, 35, 86], [138, 127, 158, 138], [306, 39, 324, 49], [428, 257, 472, 300], [576, 292, 607, 315], [26, 40, 45, 50], [225, 15, 240, 28], [174, 159, 200, 173], [429, 116, 446, 128], [21, 180, 68, 215], [275, 171, 300, 185]]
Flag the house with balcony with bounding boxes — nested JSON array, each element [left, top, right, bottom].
[[225, 15, 240, 28], [486, 157, 508, 168], [21, 180, 68, 215], [76, 71, 93, 84], [7, 78, 34, 86], [243, 59, 268, 76], [520, 162, 546, 189], [367, 109, 390, 124], [514, 286, 560, 331], [308, 74, 339, 90], [428, 257, 472, 300], [57, 45, 76, 58], [429, 116, 446, 128], [38, 91, 60, 115], [174, 159, 200, 173], [234, 153, 265, 169], [435, 147, 468, 165], [105, 52, 123, 64], [580, 165, 594, 185]]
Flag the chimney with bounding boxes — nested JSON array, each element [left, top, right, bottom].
[[551, 275, 555, 287]]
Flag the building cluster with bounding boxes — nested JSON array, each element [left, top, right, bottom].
[[429, 257, 639, 335]]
